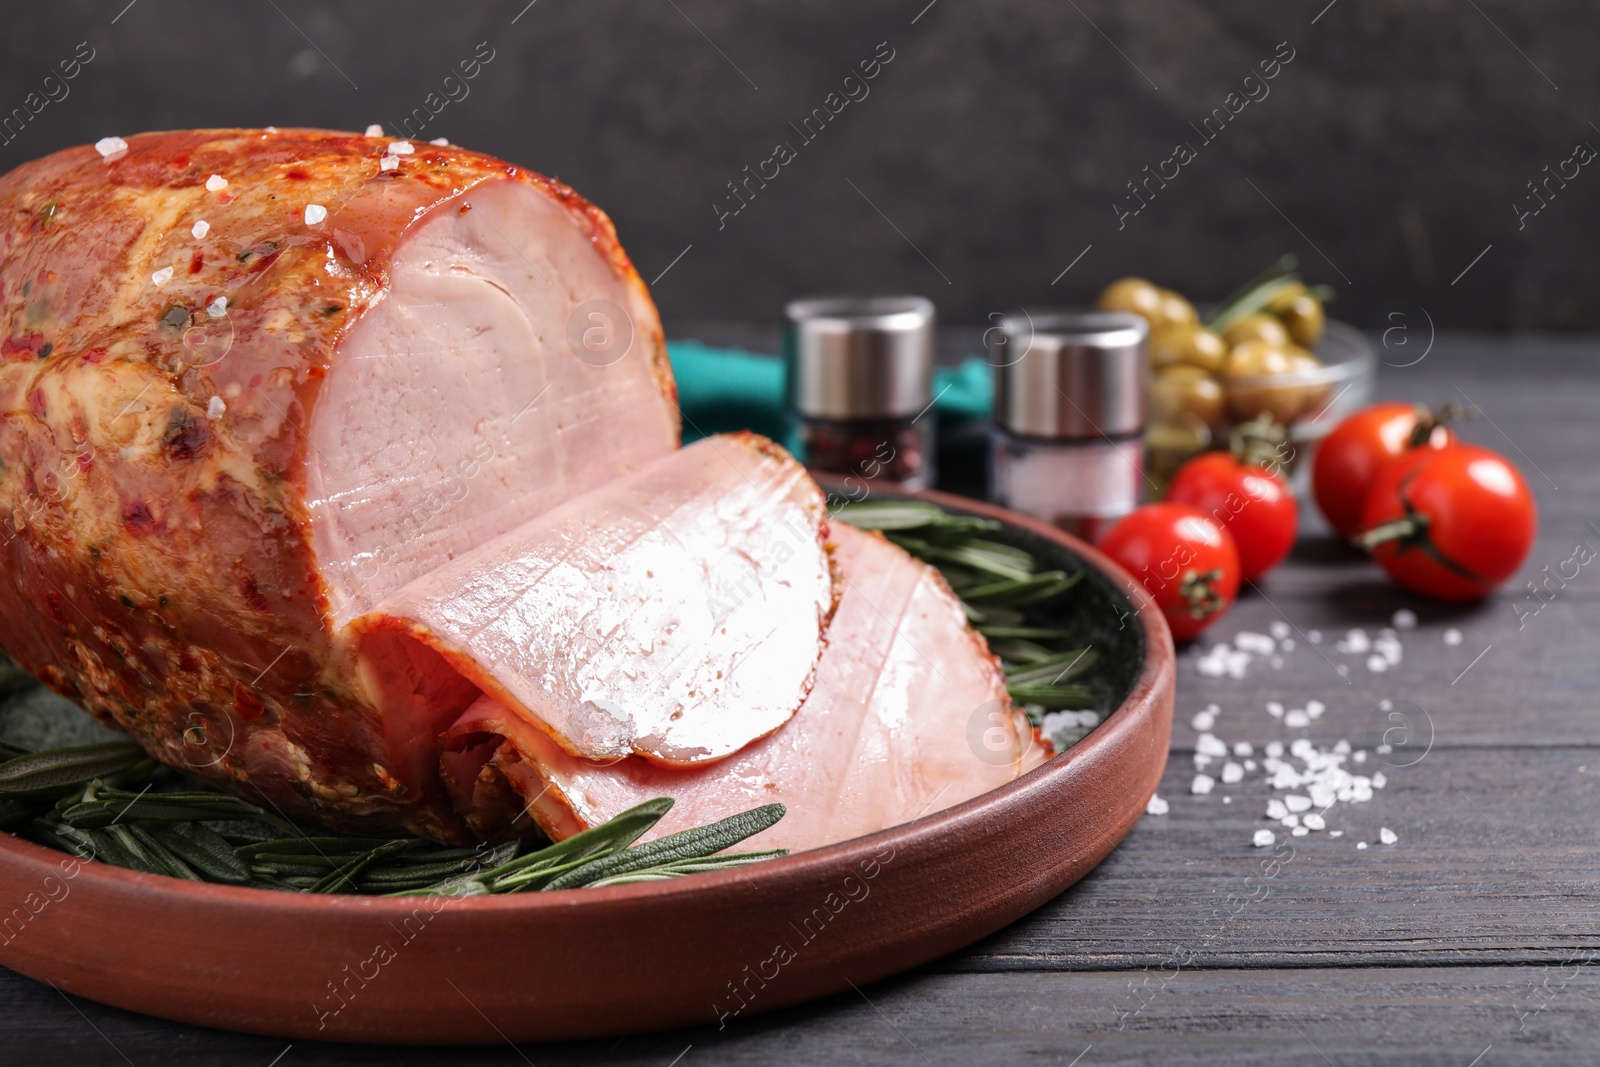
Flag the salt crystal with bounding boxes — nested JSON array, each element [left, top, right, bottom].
[[1329, 830, 1343, 838], [150, 266, 173, 286], [1265, 741, 1284, 758], [1233, 741, 1254, 757], [1282, 814, 1300, 827], [1197, 733, 1228, 757], [1222, 762, 1244, 784], [1290, 739, 1314, 758], [206, 297, 227, 318], [1308, 629, 1323, 643], [430, 136, 449, 145], [1337, 629, 1371, 654], [1191, 710, 1216, 731], [1333, 738, 1350, 754], [1366, 655, 1388, 673], [1379, 827, 1398, 845], [1145, 793, 1169, 816], [1223, 796, 1232, 804], [94, 136, 128, 157], [1285, 795, 1312, 812], [1235, 632, 1275, 656], [1191, 774, 1215, 795], [1244, 759, 1256, 771], [365, 123, 385, 136], [1303, 813, 1326, 830], [1269, 621, 1291, 640], [264, 126, 278, 133], [1372, 772, 1387, 789], [1307, 700, 1326, 719], [379, 155, 400, 172], [192, 220, 210, 239], [1356, 841, 1368, 849], [205, 174, 228, 192], [1253, 830, 1275, 847], [304, 204, 328, 225], [1390, 607, 1417, 630], [1291, 825, 1310, 836], [1285, 710, 1310, 728], [1354, 750, 1368, 763], [1266, 800, 1288, 819], [1266, 701, 1284, 719], [387, 140, 415, 155], [1444, 628, 1463, 646], [1206, 704, 1220, 714], [1193, 754, 1213, 770], [1336, 664, 1350, 677], [206, 395, 226, 419], [1308, 786, 1335, 810]]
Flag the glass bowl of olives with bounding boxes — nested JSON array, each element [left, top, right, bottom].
[[1098, 258, 1374, 495]]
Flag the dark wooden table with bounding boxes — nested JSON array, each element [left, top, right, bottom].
[[4, 333, 1596, 1065]]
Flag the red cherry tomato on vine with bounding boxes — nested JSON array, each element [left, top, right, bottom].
[[1313, 402, 1453, 539], [1100, 503, 1241, 641], [1356, 443, 1535, 600], [1167, 452, 1297, 582]]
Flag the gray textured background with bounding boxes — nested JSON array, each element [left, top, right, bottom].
[[1, 0, 1596, 331]]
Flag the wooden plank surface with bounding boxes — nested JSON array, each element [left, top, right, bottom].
[[1, 333, 1595, 1064]]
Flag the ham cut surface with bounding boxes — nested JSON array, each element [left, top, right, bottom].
[[0, 129, 679, 839], [357, 433, 835, 768], [441, 524, 1033, 850]]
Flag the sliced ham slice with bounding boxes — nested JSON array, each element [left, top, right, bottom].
[[441, 523, 1033, 851], [357, 433, 835, 769]]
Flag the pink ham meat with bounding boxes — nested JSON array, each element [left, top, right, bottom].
[[441, 523, 1036, 850], [355, 433, 835, 768], [0, 129, 682, 839]]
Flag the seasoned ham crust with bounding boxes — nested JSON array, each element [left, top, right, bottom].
[[0, 129, 679, 839]]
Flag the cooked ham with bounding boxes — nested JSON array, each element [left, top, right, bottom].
[[0, 129, 678, 838], [441, 524, 1034, 850], [356, 433, 835, 768]]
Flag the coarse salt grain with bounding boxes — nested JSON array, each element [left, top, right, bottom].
[[1285, 795, 1312, 812], [1308, 629, 1323, 643], [1282, 814, 1300, 827], [1445, 628, 1463, 646], [1270, 621, 1291, 640], [1337, 629, 1371, 654], [1244, 759, 1256, 771], [379, 155, 400, 172], [1191, 774, 1215, 795], [192, 220, 210, 239], [1379, 827, 1398, 845], [1354, 750, 1368, 764], [1303, 813, 1326, 830], [430, 137, 449, 145], [1266, 701, 1284, 719], [1392, 608, 1418, 630], [1307, 700, 1326, 719], [1372, 772, 1387, 789], [1356, 841, 1368, 849], [1146, 793, 1169, 816], [1193, 754, 1213, 770], [150, 266, 173, 286], [1236, 632, 1275, 656], [206, 396, 226, 419], [205, 174, 228, 192], [1285, 710, 1310, 728], [1222, 761, 1244, 784], [1329, 830, 1343, 838], [95, 136, 129, 157], [365, 124, 384, 136], [1233, 741, 1254, 757], [387, 140, 415, 155], [1367, 655, 1389, 673], [1253, 830, 1275, 847], [1223, 796, 1232, 804], [206, 297, 227, 318], [304, 204, 328, 225], [1197, 733, 1228, 757], [1264, 741, 1284, 758], [1266, 799, 1288, 820], [1291, 826, 1309, 836], [1191, 710, 1216, 731]]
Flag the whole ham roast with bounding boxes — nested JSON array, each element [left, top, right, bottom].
[[0, 129, 1033, 848]]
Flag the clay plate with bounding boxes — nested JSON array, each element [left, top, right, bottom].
[[0, 489, 1174, 1043]]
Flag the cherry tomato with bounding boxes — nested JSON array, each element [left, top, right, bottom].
[[1356, 443, 1536, 600], [1167, 452, 1297, 582], [1312, 402, 1453, 539], [1100, 503, 1241, 641]]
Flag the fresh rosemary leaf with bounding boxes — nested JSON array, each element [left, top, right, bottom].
[[988, 638, 1058, 664], [960, 570, 1079, 604], [542, 803, 785, 891], [976, 625, 1074, 641], [235, 836, 390, 863], [830, 501, 948, 530], [1004, 649, 1099, 688], [126, 824, 202, 881], [61, 789, 283, 829], [308, 840, 413, 894], [0, 742, 146, 798], [586, 849, 790, 888], [1006, 684, 1096, 710], [146, 822, 251, 884]]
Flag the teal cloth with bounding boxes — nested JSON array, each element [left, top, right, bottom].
[[667, 339, 993, 442]]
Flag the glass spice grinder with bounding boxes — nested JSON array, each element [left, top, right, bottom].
[[989, 310, 1148, 543], [783, 295, 936, 491]]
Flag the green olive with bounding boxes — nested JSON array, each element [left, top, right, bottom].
[[1149, 323, 1227, 374], [1222, 339, 1299, 423], [1096, 277, 1163, 323], [1223, 313, 1290, 349], [1278, 292, 1326, 347], [1153, 288, 1199, 332], [1284, 346, 1330, 419], [1149, 364, 1224, 426]]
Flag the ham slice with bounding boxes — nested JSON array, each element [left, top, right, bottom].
[[441, 524, 1033, 851], [356, 433, 836, 768]]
